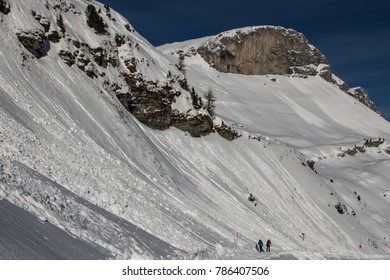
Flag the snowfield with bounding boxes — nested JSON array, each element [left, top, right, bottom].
[[1, 0, 390, 260]]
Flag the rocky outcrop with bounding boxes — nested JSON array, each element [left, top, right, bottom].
[[348, 87, 378, 113], [16, 9, 68, 58], [58, 40, 119, 78], [58, 50, 76, 66], [172, 112, 213, 137], [118, 89, 214, 137], [52, 0, 79, 13], [119, 75, 175, 130], [215, 122, 241, 141], [16, 11, 61, 56], [16, 29, 46, 58], [31, 11, 51, 32], [117, 75, 214, 136], [197, 26, 328, 76]]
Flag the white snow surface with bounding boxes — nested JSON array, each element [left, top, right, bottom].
[[1, 0, 390, 260]]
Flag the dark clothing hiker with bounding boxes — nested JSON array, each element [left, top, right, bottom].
[[257, 239, 264, 252]]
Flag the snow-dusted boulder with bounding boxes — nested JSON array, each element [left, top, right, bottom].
[[16, 28, 46, 58]]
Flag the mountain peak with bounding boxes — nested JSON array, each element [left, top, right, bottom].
[[165, 25, 377, 113], [197, 25, 328, 77]]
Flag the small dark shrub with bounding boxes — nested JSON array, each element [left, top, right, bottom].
[[124, 24, 133, 32], [115, 33, 126, 47], [0, 0, 11, 14], [335, 203, 346, 214], [85, 4, 107, 35], [178, 78, 189, 91], [56, 14, 66, 33], [306, 160, 317, 174], [48, 31, 61, 43], [248, 193, 256, 202], [190, 87, 202, 110]]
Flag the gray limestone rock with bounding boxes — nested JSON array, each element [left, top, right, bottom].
[[16, 29, 46, 58], [197, 26, 328, 76]]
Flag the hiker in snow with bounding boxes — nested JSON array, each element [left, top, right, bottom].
[[266, 239, 271, 252], [257, 239, 264, 252]]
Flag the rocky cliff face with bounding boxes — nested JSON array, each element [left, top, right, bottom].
[[348, 87, 378, 113], [197, 26, 328, 76]]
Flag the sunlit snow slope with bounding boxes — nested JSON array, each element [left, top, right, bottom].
[[1, 0, 390, 259]]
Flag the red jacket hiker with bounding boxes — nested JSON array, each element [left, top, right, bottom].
[[266, 239, 271, 252]]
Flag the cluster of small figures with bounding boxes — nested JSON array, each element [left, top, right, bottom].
[[256, 239, 271, 252]]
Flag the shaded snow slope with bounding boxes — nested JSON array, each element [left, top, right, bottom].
[[0, 199, 111, 259], [1, 0, 390, 260]]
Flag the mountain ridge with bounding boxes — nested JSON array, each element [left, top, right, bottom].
[[161, 25, 377, 113]]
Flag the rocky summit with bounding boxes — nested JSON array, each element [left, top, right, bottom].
[[197, 26, 328, 76]]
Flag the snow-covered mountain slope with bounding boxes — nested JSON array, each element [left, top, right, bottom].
[[159, 29, 388, 148], [158, 34, 390, 258], [1, 0, 390, 260]]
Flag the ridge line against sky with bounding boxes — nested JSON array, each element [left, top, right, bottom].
[[102, 0, 390, 121]]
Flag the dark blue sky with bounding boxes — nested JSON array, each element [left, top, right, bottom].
[[103, 0, 390, 120]]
